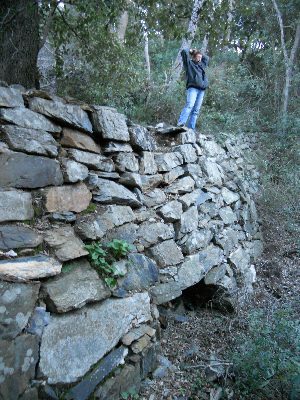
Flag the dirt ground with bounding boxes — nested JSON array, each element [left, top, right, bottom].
[[138, 193, 300, 400]]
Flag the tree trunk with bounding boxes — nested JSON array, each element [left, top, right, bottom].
[[201, 35, 209, 53], [115, 10, 129, 44], [144, 33, 151, 82], [144, 32, 151, 104], [272, 0, 300, 122], [0, 0, 40, 88], [223, 0, 235, 51], [168, 0, 205, 90]]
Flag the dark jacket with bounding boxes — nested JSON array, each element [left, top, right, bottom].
[[181, 48, 209, 90]]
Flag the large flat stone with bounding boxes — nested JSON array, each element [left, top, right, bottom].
[[177, 229, 213, 255], [158, 200, 183, 222], [0, 226, 42, 251], [215, 227, 239, 255], [201, 140, 226, 157], [174, 206, 198, 239], [201, 160, 225, 186], [41, 182, 92, 213], [119, 253, 159, 291], [114, 152, 139, 172], [139, 151, 158, 175], [93, 361, 141, 400], [177, 245, 224, 289], [118, 172, 143, 190], [179, 189, 211, 210], [221, 187, 240, 204], [0, 190, 34, 222], [65, 346, 128, 400], [0, 125, 59, 157], [0, 281, 40, 340], [0, 255, 62, 280], [101, 223, 138, 247], [143, 188, 166, 207], [68, 148, 115, 172], [101, 205, 136, 226], [149, 282, 182, 304], [42, 259, 111, 313], [162, 166, 185, 185], [0, 151, 63, 188], [39, 292, 151, 384], [90, 107, 130, 141], [173, 144, 197, 163], [0, 86, 24, 108], [103, 141, 133, 153], [229, 247, 251, 273], [61, 127, 100, 153], [93, 178, 142, 208], [128, 125, 156, 151], [61, 159, 89, 183], [0, 334, 39, 400], [218, 206, 238, 224], [165, 176, 195, 195], [154, 152, 183, 172], [148, 239, 183, 268], [140, 174, 163, 192], [28, 97, 93, 133], [0, 107, 61, 133], [44, 226, 88, 262], [137, 222, 175, 248]]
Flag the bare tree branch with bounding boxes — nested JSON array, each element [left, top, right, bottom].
[[39, 1, 60, 51]]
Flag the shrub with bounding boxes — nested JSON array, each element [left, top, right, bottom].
[[231, 306, 300, 399]]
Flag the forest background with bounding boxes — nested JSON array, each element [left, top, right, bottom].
[[1, 1, 300, 398]]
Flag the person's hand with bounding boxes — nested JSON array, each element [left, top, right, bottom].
[[190, 48, 197, 54]]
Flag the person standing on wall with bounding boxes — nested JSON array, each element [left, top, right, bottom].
[[177, 48, 209, 131]]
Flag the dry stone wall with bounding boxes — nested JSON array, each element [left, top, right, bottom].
[[0, 83, 263, 400]]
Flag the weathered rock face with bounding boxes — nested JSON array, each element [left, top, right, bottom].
[[39, 292, 151, 384], [41, 182, 92, 213], [0, 152, 63, 188], [0, 125, 60, 157], [0, 334, 40, 400], [42, 259, 111, 313], [0, 256, 62, 280], [0, 84, 263, 399], [0, 226, 42, 251], [28, 97, 93, 133], [90, 107, 130, 141], [92, 178, 142, 208], [0, 281, 40, 340]]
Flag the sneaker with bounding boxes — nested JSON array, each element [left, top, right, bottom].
[[177, 123, 185, 127]]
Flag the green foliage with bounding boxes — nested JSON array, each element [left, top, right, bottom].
[[81, 203, 96, 214], [232, 306, 300, 399], [84, 240, 132, 286], [61, 263, 74, 274], [34, 244, 43, 255], [121, 388, 139, 399], [34, 207, 41, 216], [106, 239, 134, 260]]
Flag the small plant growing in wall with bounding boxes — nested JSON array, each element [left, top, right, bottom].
[[81, 203, 96, 214], [107, 239, 134, 260], [121, 388, 139, 399], [84, 239, 133, 287]]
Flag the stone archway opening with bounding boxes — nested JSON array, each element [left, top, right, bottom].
[[172, 280, 235, 315]]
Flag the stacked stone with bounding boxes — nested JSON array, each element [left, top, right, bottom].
[[0, 84, 263, 400]]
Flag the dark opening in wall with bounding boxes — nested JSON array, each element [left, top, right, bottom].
[[175, 279, 235, 313]]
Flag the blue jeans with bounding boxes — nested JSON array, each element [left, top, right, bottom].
[[177, 87, 205, 130]]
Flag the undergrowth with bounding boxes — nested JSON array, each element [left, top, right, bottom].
[[231, 305, 300, 399]]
